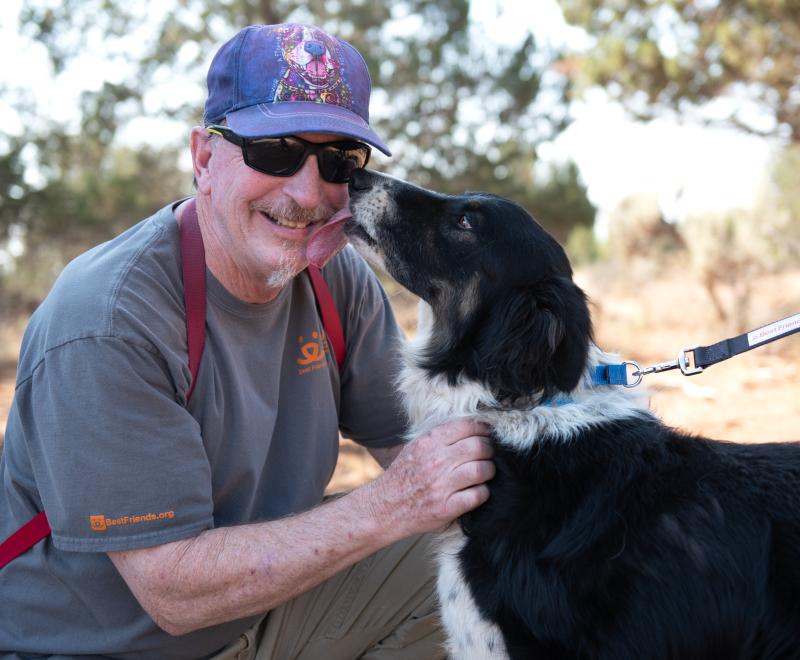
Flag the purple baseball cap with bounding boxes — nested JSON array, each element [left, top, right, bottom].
[[204, 23, 391, 156]]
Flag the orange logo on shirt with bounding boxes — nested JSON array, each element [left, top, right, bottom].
[[90, 515, 107, 531], [89, 511, 175, 531], [297, 331, 330, 375]]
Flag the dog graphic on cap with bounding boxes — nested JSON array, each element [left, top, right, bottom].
[[275, 25, 353, 108]]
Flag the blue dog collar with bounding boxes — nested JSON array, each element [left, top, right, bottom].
[[540, 364, 630, 407], [593, 364, 630, 386]]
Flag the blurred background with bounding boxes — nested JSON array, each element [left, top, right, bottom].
[[0, 0, 798, 488]]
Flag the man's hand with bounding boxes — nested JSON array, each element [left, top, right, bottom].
[[362, 418, 495, 537]]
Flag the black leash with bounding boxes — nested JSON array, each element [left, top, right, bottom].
[[595, 312, 800, 388]]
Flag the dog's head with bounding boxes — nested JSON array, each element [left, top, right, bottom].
[[346, 169, 592, 404]]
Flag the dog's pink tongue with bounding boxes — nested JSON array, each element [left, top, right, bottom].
[[307, 207, 352, 268]]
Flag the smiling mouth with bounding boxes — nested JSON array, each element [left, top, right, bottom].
[[258, 210, 323, 230]]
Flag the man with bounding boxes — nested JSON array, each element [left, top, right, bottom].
[[0, 23, 494, 659]]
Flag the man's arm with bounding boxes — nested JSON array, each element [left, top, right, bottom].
[[108, 418, 494, 636]]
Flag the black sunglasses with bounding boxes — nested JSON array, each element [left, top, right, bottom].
[[207, 125, 371, 183]]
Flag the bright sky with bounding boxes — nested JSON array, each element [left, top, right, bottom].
[[0, 0, 777, 229]]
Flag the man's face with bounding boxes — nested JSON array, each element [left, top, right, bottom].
[[194, 129, 351, 299]]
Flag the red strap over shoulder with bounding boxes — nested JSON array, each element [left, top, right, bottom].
[[306, 265, 346, 371], [180, 198, 206, 401], [0, 511, 50, 569]]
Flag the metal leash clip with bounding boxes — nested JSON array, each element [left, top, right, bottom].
[[677, 345, 704, 376], [623, 346, 704, 388]]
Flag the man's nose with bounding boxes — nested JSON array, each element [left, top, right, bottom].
[[283, 155, 325, 209]]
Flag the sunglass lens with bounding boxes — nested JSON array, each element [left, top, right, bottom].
[[247, 138, 306, 176], [319, 145, 371, 183]]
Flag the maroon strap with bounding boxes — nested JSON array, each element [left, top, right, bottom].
[[180, 198, 206, 401], [0, 511, 50, 569], [1, 198, 347, 567], [306, 265, 346, 371]]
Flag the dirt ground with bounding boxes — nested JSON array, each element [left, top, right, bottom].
[[1, 263, 798, 493]]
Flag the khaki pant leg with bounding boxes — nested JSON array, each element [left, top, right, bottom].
[[251, 532, 445, 660], [210, 624, 261, 660]]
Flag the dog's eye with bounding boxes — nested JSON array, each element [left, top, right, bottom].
[[457, 216, 472, 230]]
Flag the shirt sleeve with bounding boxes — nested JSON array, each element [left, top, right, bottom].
[[328, 249, 410, 448], [17, 335, 214, 552]]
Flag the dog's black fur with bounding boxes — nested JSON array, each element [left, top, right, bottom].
[[346, 169, 800, 660]]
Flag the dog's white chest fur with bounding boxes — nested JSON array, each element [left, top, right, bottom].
[[436, 529, 509, 659], [401, 303, 510, 659]]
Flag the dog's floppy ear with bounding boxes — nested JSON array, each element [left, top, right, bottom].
[[469, 277, 591, 402]]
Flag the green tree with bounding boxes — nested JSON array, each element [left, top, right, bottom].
[[0, 133, 190, 311], [560, 0, 800, 142], [527, 162, 596, 244]]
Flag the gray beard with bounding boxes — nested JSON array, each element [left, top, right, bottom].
[[263, 243, 306, 291]]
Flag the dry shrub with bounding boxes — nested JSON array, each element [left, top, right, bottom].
[[683, 196, 798, 332], [605, 174, 800, 333], [607, 192, 686, 265]]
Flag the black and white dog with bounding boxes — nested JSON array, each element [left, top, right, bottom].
[[345, 169, 800, 660]]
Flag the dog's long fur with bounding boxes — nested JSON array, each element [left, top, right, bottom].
[[346, 169, 800, 660]]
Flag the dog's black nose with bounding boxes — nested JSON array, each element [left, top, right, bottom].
[[348, 168, 373, 192]]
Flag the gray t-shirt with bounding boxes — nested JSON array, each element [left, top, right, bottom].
[[0, 202, 408, 658]]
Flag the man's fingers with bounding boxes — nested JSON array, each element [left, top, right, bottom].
[[447, 485, 491, 518], [452, 435, 494, 461], [450, 459, 496, 492], [434, 418, 491, 445]]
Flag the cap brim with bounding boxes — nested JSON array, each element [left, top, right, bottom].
[[226, 101, 391, 156]]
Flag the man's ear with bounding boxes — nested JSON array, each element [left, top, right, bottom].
[[470, 277, 591, 402], [190, 127, 214, 194]]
